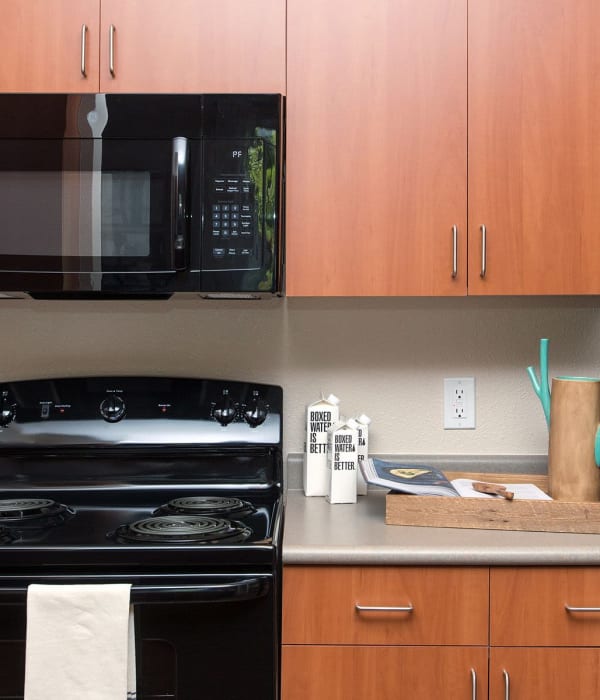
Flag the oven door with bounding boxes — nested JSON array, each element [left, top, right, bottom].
[[0, 135, 188, 294], [0, 573, 278, 700]]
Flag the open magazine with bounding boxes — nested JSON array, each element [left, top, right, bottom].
[[360, 458, 460, 497], [360, 458, 552, 500]]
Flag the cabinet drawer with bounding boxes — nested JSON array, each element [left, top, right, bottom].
[[491, 567, 600, 646], [283, 566, 488, 645]]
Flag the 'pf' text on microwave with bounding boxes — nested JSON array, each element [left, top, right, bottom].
[[0, 94, 284, 298]]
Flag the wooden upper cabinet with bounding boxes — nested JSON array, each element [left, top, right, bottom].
[[286, 0, 467, 296], [99, 0, 285, 93], [0, 0, 100, 93], [469, 0, 600, 294]]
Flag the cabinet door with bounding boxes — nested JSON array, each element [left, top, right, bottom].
[[283, 646, 487, 700], [286, 0, 467, 296], [100, 0, 285, 93], [490, 648, 600, 700], [469, 0, 600, 294], [0, 0, 99, 92]]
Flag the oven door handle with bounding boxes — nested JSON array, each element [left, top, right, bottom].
[[130, 577, 271, 604], [0, 576, 271, 605]]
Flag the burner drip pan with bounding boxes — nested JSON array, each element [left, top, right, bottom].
[[0, 498, 74, 528], [114, 515, 252, 545], [154, 496, 255, 519]]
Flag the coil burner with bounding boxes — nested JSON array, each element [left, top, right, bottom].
[[114, 515, 252, 545], [0, 498, 74, 528], [154, 496, 256, 519]]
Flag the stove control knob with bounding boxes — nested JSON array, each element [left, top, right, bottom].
[[0, 391, 16, 427], [243, 394, 269, 428], [212, 391, 237, 426], [99, 395, 126, 423]]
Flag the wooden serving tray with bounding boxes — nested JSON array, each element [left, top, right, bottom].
[[385, 471, 600, 535]]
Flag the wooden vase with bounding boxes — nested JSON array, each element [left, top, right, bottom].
[[547, 377, 600, 502]]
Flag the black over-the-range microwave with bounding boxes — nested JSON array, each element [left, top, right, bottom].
[[0, 94, 284, 298]]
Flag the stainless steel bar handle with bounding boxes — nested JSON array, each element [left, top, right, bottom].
[[80, 24, 88, 77], [480, 225, 487, 278], [471, 668, 477, 700], [503, 669, 510, 700], [109, 24, 116, 77], [565, 604, 600, 613], [452, 225, 458, 278], [354, 603, 414, 613]]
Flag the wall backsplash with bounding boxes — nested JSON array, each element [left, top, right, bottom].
[[1, 296, 599, 459]]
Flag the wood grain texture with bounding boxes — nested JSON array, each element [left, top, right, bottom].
[[286, 0, 467, 296], [469, 0, 600, 294], [386, 494, 600, 534], [282, 646, 488, 700], [100, 0, 285, 93], [490, 648, 600, 700], [282, 566, 488, 645], [491, 568, 600, 646], [0, 0, 99, 92], [548, 378, 600, 501]]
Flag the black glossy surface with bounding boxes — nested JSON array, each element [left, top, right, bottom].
[[0, 94, 284, 297]]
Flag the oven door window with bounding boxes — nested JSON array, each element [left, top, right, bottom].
[[0, 138, 183, 274]]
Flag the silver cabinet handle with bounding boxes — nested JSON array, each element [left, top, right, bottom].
[[452, 225, 458, 278], [503, 669, 510, 700], [480, 225, 487, 278], [354, 603, 414, 613], [470, 668, 477, 700], [108, 24, 116, 77], [565, 604, 600, 613], [80, 24, 88, 77]]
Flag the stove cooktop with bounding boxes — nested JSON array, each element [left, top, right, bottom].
[[0, 488, 281, 570]]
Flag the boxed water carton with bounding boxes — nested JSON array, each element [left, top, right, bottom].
[[348, 414, 371, 495], [326, 419, 359, 504], [303, 394, 340, 496]]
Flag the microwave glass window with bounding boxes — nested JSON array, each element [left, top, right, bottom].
[[101, 172, 151, 257], [0, 139, 175, 273]]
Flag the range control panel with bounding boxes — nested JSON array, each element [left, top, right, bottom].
[[203, 139, 262, 272], [0, 377, 282, 447]]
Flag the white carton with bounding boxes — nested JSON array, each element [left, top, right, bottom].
[[303, 394, 340, 496], [348, 414, 371, 495], [326, 420, 359, 504]]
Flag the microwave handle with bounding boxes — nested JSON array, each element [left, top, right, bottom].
[[171, 137, 188, 271]]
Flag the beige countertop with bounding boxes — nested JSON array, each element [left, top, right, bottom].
[[283, 489, 600, 565]]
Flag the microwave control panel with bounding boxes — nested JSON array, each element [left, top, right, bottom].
[[202, 139, 262, 272]]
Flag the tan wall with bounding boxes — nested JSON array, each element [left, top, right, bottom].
[[1, 296, 598, 458]]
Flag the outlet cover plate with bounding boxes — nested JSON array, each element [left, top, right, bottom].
[[444, 377, 475, 430]]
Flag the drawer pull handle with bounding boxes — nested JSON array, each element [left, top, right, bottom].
[[354, 603, 414, 613], [503, 669, 510, 700], [471, 668, 477, 700], [565, 604, 600, 613]]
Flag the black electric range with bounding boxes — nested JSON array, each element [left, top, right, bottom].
[[0, 376, 284, 700]]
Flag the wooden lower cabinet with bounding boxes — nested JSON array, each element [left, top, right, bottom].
[[282, 646, 488, 700], [282, 566, 488, 699], [489, 648, 600, 700]]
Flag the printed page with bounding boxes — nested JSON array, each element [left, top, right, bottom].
[[451, 478, 552, 500]]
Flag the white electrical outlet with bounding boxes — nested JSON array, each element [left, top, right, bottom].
[[444, 377, 475, 429]]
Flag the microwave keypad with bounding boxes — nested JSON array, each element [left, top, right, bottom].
[[209, 177, 257, 266]]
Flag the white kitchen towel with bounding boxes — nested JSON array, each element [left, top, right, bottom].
[[24, 583, 136, 700]]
